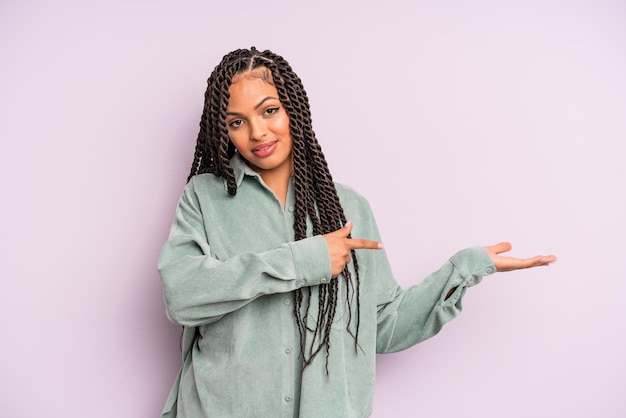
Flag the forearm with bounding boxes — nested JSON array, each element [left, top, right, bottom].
[[159, 235, 331, 327], [376, 247, 495, 353]]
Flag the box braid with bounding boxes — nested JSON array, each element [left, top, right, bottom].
[[188, 47, 361, 373]]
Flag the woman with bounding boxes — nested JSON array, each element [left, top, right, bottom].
[[158, 47, 556, 417]]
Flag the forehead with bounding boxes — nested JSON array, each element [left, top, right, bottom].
[[232, 66, 273, 84], [227, 71, 280, 109]]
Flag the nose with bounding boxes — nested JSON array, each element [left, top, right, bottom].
[[248, 118, 267, 141]]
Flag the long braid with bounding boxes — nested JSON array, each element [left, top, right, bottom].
[[189, 47, 362, 371]]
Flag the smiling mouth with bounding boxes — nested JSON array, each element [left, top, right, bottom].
[[251, 141, 278, 157]]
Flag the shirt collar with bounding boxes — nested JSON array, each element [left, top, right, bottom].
[[229, 153, 296, 208], [230, 153, 261, 188]]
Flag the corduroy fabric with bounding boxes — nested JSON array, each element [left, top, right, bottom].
[[158, 154, 495, 418]]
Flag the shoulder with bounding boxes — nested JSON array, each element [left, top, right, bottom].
[[176, 173, 231, 210], [187, 173, 227, 195], [335, 182, 382, 239], [335, 182, 373, 216], [335, 182, 368, 202]]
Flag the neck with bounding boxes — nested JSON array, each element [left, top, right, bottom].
[[254, 159, 293, 208]]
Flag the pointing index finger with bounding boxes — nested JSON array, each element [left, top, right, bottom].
[[347, 238, 383, 250]]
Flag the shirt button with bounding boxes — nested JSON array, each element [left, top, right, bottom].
[[288, 206, 294, 212], [284, 347, 292, 354], [485, 267, 494, 274], [283, 298, 291, 305], [285, 396, 292, 402], [320, 277, 328, 283], [298, 279, 306, 287]]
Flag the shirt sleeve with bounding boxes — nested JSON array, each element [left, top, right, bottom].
[[375, 246, 495, 353], [158, 182, 332, 327], [338, 187, 495, 354]]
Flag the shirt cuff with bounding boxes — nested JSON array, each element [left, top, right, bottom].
[[449, 246, 496, 287], [288, 235, 332, 288]]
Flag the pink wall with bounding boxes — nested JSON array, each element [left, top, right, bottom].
[[1, 1, 624, 416]]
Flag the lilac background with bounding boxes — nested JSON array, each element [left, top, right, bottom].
[[1, 1, 625, 417]]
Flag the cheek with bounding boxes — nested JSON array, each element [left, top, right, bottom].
[[227, 131, 246, 149], [277, 115, 292, 136]]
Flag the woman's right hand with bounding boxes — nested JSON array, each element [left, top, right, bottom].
[[323, 221, 383, 278]]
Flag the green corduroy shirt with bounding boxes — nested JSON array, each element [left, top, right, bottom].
[[158, 154, 495, 417]]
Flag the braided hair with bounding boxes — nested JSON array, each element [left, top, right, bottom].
[[188, 47, 361, 372]]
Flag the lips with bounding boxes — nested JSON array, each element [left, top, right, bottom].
[[251, 141, 278, 158]]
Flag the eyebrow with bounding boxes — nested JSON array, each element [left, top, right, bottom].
[[226, 96, 279, 115]]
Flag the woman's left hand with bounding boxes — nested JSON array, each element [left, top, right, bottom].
[[484, 242, 557, 272]]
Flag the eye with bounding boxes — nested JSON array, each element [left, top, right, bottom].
[[264, 107, 280, 116], [228, 119, 244, 129]]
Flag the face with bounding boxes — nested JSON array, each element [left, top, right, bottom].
[[225, 70, 293, 181]]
